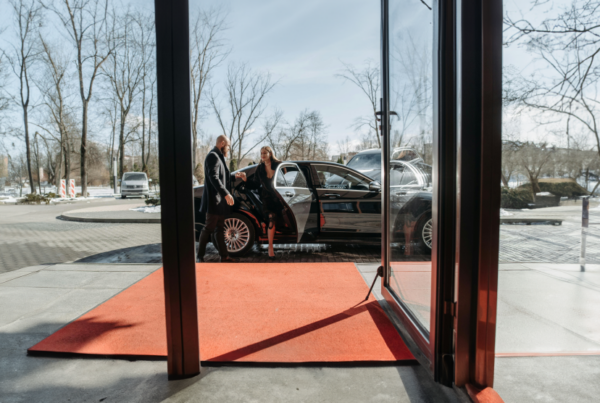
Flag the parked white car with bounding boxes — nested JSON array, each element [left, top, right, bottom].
[[120, 172, 150, 199]]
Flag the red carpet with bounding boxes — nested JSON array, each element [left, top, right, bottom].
[[28, 263, 414, 362]]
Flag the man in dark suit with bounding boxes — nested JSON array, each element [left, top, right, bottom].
[[197, 135, 246, 262]]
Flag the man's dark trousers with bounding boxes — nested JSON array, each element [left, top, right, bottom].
[[197, 213, 228, 259], [197, 146, 235, 261]]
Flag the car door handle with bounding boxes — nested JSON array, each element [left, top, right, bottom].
[[323, 193, 340, 198], [284, 191, 294, 197]]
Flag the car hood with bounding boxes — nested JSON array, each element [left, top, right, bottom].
[[122, 180, 147, 186]]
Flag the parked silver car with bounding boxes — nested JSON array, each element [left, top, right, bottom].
[[120, 172, 150, 199]]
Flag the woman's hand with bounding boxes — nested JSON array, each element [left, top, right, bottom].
[[235, 172, 247, 182]]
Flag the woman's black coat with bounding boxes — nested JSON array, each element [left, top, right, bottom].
[[199, 147, 236, 216]]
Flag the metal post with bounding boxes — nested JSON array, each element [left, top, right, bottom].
[[581, 197, 589, 272], [155, 0, 201, 380], [113, 157, 118, 195]]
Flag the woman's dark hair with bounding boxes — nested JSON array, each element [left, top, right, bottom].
[[260, 146, 282, 165]]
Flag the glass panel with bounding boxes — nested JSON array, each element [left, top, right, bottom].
[[314, 165, 371, 190], [275, 170, 287, 187], [495, 0, 600, 395], [283, 166, 308, 188], [386, 0, 434, 333]]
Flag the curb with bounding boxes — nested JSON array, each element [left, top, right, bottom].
[[500, 218, 562, 225], [58, 214, 161, 224]]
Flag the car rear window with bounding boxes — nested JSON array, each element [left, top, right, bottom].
[[123, 173, 147, 181], [347, 153, 381, 169]]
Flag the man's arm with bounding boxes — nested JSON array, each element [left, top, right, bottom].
[[205, 154, 230, 197]]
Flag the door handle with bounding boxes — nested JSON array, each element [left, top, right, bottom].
[[323, 193, 340, 198], [284, 191, 293, 197]]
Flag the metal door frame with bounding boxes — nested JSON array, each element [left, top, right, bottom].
[[381, 0, 456, 385], [379, 0, 459, 386], [379, 0, 503, 389]]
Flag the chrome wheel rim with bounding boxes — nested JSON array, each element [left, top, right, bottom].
[[422, 218, 433, 249], [224, 218, 250, 252]]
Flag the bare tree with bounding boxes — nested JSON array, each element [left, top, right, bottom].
[[335, 60, 380, 147], [190, 6, 229, 173], [46, 0, 116, 196], [103, 10, 145, 178], [504, 0, 600, 194], [337, 135, 354, 157], [392, 32, 433, 159], [5, 0, 43, 193], [290, 110, 328, 160], [501, 141, 521, 187], [516, 142, 555, 200], [0, 40, 10, 124], [34, 38, 72, 186], [131, 11, 155, 174], [210, 62, 277, 170], [266, 109, 328, 161]]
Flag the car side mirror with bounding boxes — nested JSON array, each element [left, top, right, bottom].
[[369, 181, 381, 191], [149, 179, 152, 182]]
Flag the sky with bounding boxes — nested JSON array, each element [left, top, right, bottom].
[[0, 0, 589, 158], [187, 0, 383, 154]]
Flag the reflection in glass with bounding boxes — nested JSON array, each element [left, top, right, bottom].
[[387, 0, 434, 332]]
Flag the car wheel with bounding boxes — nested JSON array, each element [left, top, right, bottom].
[[211, 213, 255, 257], [121, 195, 126, 199], [415, 215, 433, 254]]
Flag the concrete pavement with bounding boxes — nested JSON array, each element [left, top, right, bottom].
[[0, 262, 462, 403], [0, 201, 162, 274]]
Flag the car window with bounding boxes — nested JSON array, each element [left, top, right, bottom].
[[278, 165, 308, 188], [314, 165, 370, 190], [123, 173, 147, 181], [275, 170, 287, 187], [347, 153, 381, 170]]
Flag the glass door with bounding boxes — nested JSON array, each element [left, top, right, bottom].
[[379, 0, 454, 381]]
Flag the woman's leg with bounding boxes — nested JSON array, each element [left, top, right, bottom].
[[268, 213, 276, 257]]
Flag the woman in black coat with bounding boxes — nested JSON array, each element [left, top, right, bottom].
[[242, 146, 285, 258]]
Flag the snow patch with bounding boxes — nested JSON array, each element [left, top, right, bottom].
[[130, 205, 161, 214], [500, 209, 513, 217]]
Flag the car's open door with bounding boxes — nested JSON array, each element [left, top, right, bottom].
[[274, 163, 312, 243]]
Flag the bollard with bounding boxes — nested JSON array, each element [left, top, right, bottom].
[[580, 197, 589, 272]]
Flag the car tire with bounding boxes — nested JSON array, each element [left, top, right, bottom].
[[121, 195, 126, 199], [211, 213, 255, 257], [415, 214, 433, 254]]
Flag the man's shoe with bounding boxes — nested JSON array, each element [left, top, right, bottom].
[[197, 256, 205, 263], [220, 256, 238, 263]]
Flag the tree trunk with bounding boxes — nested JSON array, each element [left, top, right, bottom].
[[34, 134, 42, 194], [81, 102, 89, 197], [23, 109, 36, 195], [119, 117, 125, 177], [141, 77, 148, 173], [527, 172, 540, 202], [501, 173, 509, 188]]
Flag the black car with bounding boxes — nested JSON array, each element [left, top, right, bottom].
[[194, 160, 432, 256]]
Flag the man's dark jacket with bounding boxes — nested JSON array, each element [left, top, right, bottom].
[[199, 147, 236, 216]]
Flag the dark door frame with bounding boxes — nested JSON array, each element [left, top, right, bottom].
[[379, 0, 457, 385], [155, 0, 201, 380], [379, 0, 503, 389], [454, 0, 503, 388]]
